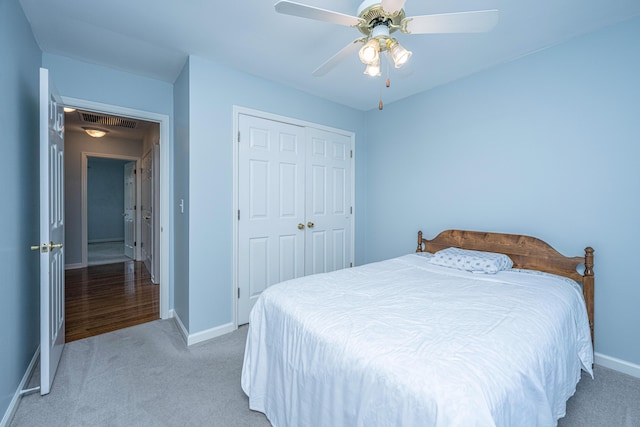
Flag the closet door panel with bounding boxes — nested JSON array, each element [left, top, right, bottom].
[[238, 114, 306, 324], [305, 128, 352, 275]]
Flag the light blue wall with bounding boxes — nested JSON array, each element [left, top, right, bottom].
[[42, 53, 175, 305], [42, 54, 173, 117], [182, 55, 367, 333], [0, 0, 41, 420], [173, 61, 190, 329], [363, 17, 640, 365], [87, 158, 129, 242]]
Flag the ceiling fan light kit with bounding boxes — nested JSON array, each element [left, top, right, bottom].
[[274, 0, 498, 108], [364, 61, 381, 77], [386, 38, 411, 68], [358, 39, 380, 64]]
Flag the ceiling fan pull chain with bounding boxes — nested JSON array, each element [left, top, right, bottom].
[[379, 75, 384, 110], [386, 52, 391, 88]]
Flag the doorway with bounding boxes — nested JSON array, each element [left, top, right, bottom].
[[65, 109, 157, 341], [85, 156, 136, 266], [63, 97, 170, 333]]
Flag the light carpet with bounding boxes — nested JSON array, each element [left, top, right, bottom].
[[10, 319, 640, 426], [10, 320, 269, 427]]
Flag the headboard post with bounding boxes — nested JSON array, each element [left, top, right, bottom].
[[583, 247, 595, 344], [416, 231, 423, 252]]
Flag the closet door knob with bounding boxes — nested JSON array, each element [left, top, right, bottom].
[[297, 223, 305, 230], [307, 222, 314, 228]]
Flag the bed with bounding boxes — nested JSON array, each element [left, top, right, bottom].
[[241, 229, 595, 427]]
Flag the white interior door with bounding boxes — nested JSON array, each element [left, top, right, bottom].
[[37, 67, 65, 395], [237, 114, 306, 324], [141, 150, 152, 274], [123, 161, 135, 259], [305, 128, 352, 274]]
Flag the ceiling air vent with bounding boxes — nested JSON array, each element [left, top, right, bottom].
[[80, 112, 138, 129]]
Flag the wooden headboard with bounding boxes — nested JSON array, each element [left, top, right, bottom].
[[416, 230, 595, 344]]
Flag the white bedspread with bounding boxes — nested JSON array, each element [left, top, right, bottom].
[[241, 254, 593, 427]]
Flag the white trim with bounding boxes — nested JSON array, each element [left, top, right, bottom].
[[232, 108, 239, 329], [595, 352, 640, 379], [0, 347, 40, 427], [80, 152, 141, 266], [87, 238, 125, 244], [232, 105, 356, 327], [171, 310, 235, 346], [172, 310, 189, 344], [64, 262, 85, 270], [61, 97, 171, 320], [234, 106, 355, 137], [186, 322, 236, 346]]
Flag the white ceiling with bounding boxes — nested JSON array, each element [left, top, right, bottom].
[[20, 0, 640, 111]]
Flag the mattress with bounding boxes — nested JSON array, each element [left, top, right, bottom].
[[241, 254, 593, 427]]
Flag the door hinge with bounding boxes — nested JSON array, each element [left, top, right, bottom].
[[350, 206, 353, 214], [238, 288, 240, 298], [350, 262, 353, 268], [350, 150, 353, 158], [134, 242, 137, 247], [134, 169, 137, 174], [238, 131, 240, 142], [238, 210, 240, 220]]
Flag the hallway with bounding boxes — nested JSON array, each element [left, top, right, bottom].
[[65, 261, 159, 342], [87, 241, 131, 266]]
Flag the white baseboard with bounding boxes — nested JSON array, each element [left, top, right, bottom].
[[170, 310, 235, 346], [88, 238, 124, 243], [171, 310, 188, 344], [1, 347, 40, 427], [65, 263, 86, 270], [187, 322, 236, 346], [595, 352, 640, 379]]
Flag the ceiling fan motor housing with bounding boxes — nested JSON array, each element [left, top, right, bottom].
[[356, 0, 405, 36]]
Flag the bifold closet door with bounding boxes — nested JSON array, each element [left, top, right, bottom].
[[238, 114, 306, 324]]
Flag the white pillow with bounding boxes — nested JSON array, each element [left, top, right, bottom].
[[428, 247, 513, 274]]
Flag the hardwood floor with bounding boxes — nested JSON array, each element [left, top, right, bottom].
[[65, 260, 159, 342]]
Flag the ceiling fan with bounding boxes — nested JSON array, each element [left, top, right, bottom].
[[274, 0, 499, 77]]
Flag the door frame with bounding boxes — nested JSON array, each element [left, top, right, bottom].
[[232, 105, 356, 327], [81, 154, 141, 263], [63, 96, 171, 320]]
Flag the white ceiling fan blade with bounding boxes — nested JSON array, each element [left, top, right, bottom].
[[312, 39, 365, 77], [381, 0, 406, 15], [275, 1, 364, 27], [401, 10, 499, 34]]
